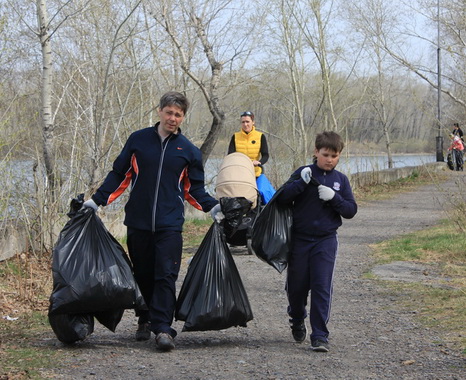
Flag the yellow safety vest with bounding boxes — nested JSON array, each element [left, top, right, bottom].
[[234, 126, 263, 176]]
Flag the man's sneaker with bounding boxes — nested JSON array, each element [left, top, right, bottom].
[[155, 332, 175, 352], [290, 319, 307, 343], [135, 322, 151, 341], [311, 339, 329, 352]]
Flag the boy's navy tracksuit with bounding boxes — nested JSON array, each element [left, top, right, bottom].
[[277, 164, 357, 342]]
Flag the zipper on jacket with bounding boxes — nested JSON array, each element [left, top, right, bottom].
[[152, 135, 172, 232]]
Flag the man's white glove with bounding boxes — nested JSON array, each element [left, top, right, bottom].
[[301, 167, 312, 184], [318, 185, 335, 201], [210, 204, 224, 223], [83, 199, 98, 211]]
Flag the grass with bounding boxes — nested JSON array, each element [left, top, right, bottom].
[[183, 218, 212, 252], [371, 220, 466, 354], [0, 310, 63, 379]]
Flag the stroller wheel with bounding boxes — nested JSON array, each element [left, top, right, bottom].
[[247, 239, 254, 255]]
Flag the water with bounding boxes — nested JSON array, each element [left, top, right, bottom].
[[335, 154, 437, 175], [206, 153, 437, 177], [204, 153, 438, 193]]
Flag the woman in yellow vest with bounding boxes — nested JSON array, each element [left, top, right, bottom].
[[228, 111, 275, 203], [227, 111, 269, 177]]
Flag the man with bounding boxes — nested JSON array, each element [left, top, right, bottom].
[[83, 91, 221, 351]]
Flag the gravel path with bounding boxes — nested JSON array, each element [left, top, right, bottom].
[[41, 171, 465, 379]]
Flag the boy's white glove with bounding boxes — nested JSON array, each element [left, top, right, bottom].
[[82, 199, 98, 211], [300, 167, 312, 184], [210, 204, 224, 223], [318, 185, 335, 201]]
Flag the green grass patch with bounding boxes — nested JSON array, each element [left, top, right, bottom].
[[1, 311, 65, 379], [371, 220, 466, 353], [183, 218, 212, 252]]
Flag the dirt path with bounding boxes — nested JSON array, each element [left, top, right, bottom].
[[41, 172, 465, 379]]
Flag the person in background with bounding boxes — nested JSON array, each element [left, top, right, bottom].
[[228, 111, 275, 204], [452, 122, 464, 142], [83, 91, 222, 352], [276, 131, 357, 353], [448, 133, 464, 171], [228, 111, 269, 176]]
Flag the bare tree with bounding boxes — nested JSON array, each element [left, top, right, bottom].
[[148, 0, 265, 162], [291, 0, 340, 132], [264, 0, 310, 164]]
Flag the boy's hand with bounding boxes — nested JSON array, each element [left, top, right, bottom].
[[318, 185, 335, 201], [300, 167, 312, 184]]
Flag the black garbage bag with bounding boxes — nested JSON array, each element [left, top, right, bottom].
[[251, 172, 320, 273], [220, 197, 252, 230], [49, 207, 146, 317], [94, 308, 125, 332], [220, 197, 256, 246], [175, 222, 253, 331], [250, 188, 293, 273], [48, 313, 94, 344], [447, 152, 454, 170]]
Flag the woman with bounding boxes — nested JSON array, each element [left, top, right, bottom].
[[228, 111, 275, 204], [228, 111, 269, 177]]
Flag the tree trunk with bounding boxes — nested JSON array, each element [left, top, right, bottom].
[[36, 0, 56, 196]]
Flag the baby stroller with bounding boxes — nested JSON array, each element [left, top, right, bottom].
[[215, 152, 261, 255]]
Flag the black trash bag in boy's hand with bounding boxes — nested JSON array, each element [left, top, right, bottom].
[[48, 207, 146, 317], [251, 185, 293, 274], [175, 222, 253, 332]]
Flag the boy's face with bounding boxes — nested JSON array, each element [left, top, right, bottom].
[[314, 147, 340, 171]]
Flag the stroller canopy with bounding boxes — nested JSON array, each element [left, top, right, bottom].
[[215, 152, 258, 209]]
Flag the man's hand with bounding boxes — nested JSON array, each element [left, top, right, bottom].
[[300, 167, 312, 184], [318, 185, 335, 201], [210, 204, 224, 223], [82, 199, 98, 211]]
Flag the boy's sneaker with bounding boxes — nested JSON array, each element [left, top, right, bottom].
[[311, 339, 329, 352], [155, 332, 175, 352], [289, 319, 307, 343], [135, 322, 151, 341]]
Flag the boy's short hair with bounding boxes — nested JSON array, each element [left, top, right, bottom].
[[159, 91, 190, 114], [315, 131, 345, 153]]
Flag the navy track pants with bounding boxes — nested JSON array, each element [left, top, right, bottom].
[[127, 228, 182, 338], [286, 234, 338, 341]]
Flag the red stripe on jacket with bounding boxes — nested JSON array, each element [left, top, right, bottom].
[[181, 167, 203, 211], [107, 154, 138, 205]]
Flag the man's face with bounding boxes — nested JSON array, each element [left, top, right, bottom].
[[241, 116, 254, 133], [314, 147, 340, 171], [158, 105, 185, 136]]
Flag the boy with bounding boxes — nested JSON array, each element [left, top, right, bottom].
[[276, 131, 357, 352]]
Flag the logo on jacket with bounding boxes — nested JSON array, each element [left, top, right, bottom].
[[333, 182, 341, 191], [251, 140, 256, 144], [177, 147, 183, 150]]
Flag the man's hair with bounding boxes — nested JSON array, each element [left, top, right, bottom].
[[454, 122, 459, 128], [315, 131, 345, 153], [159, 91, 190, 114]]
